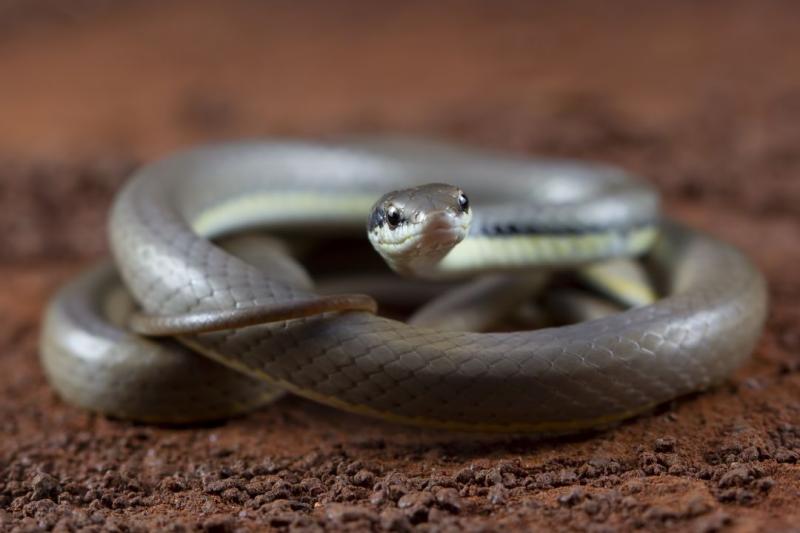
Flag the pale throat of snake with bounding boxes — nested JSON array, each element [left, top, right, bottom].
[[366, 183, 472, 278]]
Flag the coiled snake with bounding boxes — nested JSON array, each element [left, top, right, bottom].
[[40, 139, 767, 432]]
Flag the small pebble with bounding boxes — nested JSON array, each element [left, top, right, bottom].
[[654, 437, 676, 453]]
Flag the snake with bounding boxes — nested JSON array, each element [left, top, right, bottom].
[[39, 138, 767, 432]]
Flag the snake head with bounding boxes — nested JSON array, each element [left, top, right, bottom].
[[367, 183, 472, 277]]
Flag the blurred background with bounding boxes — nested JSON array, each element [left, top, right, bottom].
[[1, 3, 800, 530], [1, 0, 798, 266]]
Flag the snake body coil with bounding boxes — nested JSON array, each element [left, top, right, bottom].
[[40, 139, 767, 432]]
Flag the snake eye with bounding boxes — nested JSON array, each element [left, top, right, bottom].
[[457, 192, 469, 212], [385, 205, 401, 228]]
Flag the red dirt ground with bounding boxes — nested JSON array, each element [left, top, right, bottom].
[[1, 1, 798, 531]]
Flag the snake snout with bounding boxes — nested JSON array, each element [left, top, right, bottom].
[[420, 210, 468, 249]]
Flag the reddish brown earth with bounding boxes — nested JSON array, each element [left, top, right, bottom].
[[1, 1, 799, 531]]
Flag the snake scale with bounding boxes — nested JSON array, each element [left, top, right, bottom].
[[40, 139, 767, 432]]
